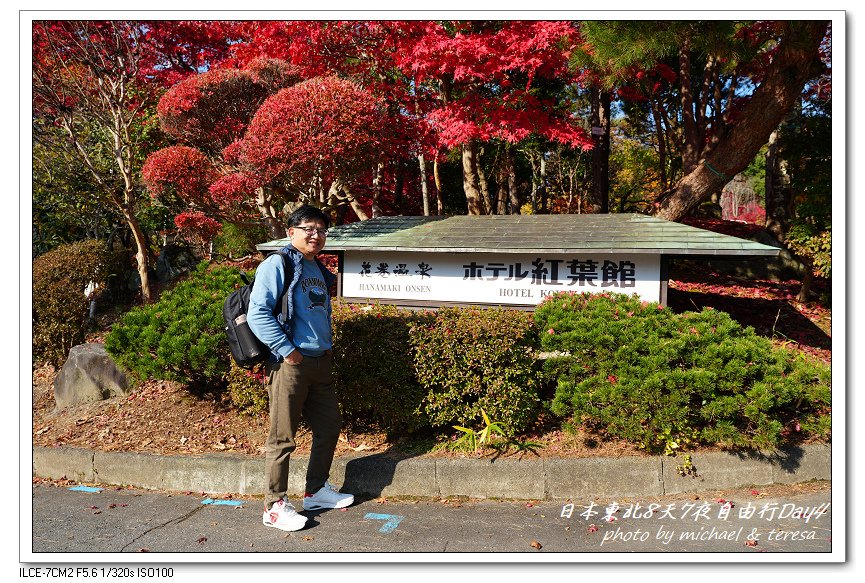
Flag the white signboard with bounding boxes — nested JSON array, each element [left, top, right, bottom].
[[342, 251, 662, 305]]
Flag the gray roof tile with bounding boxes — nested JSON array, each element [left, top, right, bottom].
[[258, 214, 780, 256]]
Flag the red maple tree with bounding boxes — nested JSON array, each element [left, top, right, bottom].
[[236, 75, 387, 222], [395, 21, 592, 214], [144, 54, 388, 234], [33, 20, 243, 301], [143, 58, 304, 238]]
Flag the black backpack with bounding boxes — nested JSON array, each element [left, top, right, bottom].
[[223, 251, 291, 369]]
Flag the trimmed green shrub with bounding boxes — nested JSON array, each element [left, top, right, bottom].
[[534, 291, 831, 453], [105, 262, 238, 389], [331, 302, 433, 433], [409, 307, 541, 433], [225, 362, 269, 415], [33, 239, 127, 365]]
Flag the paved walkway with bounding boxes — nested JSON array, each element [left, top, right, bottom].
[[29, 481, 833, 554]]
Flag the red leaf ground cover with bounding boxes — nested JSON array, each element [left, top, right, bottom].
[[669, 218, 831, 364], [668, 269, 831, 364]]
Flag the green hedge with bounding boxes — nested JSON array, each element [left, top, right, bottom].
[[33, 239, 127, 366], [534, 291, 831, 453], [104, 262, 233, 389], [409, 307, 541, 434], [101, 263, 831, 450], [218, 302, 542, 434], [331, 303, 434, 433]]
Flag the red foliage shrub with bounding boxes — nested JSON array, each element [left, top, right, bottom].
[[239, 76, 385, 185], [157, 58, 303, 152], [734, 202, 767, 225], [174, 210, 222, 249], [208, 172, 261, 207], [142, 146, 216, 201]]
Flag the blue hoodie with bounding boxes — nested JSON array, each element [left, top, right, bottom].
[[247, 246, 336, 360]]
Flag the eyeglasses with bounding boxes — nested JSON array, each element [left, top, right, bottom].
[[293, 226, 328, 237]]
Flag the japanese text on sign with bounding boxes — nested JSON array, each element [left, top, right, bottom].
[[343, 251, 661, 305]]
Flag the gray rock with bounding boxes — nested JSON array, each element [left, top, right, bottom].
[[155, 244, 199, 283], [53, 343, 130, 409]]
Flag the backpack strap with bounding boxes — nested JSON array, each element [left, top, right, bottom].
[[274, 250, 292, 323]]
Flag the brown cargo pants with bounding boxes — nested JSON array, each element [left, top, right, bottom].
[[263, 353, 342, 510]]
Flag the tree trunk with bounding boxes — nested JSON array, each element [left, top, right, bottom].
[[418, 153, 430, 216], [462, 140, 484, 215], [529, 153, 540, 214], [394, 166, 405, 215], [496, 156, 508, 215], [539, 156, 548, 213], [655, 21, 827, 222], [325, 179, 369, 221], [371, 161, 384, 218], [679, 36, 700, 175], [433, 154, 444, 215], [590, 84, 611, 213], [764, 127, 795, 245], [256, 186, 286, 239], [121, 207, 152, 303], [508, 149, 520, 215], [342, 187, 370, 222], [797, 258, 814, 302], [477, 146, 493, 214], [650, 99, 668, 192]]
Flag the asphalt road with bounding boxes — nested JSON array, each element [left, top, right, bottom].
[[27, 481, 832, 557]]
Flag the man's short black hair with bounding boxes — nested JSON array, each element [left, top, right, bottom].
[[287, 204, 330, 229]]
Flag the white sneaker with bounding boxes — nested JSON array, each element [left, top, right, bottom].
[[262, 497, 307, 532], [303, 481, 354, 511]]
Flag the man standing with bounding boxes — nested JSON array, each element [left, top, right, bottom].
[[248, 205, 354, 532]]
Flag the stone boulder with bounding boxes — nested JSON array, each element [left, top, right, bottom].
[[53, 343, 130, 410], [156, 243, 199, 283]]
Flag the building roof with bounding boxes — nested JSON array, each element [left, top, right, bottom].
[[257, 214, 781, 256]]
